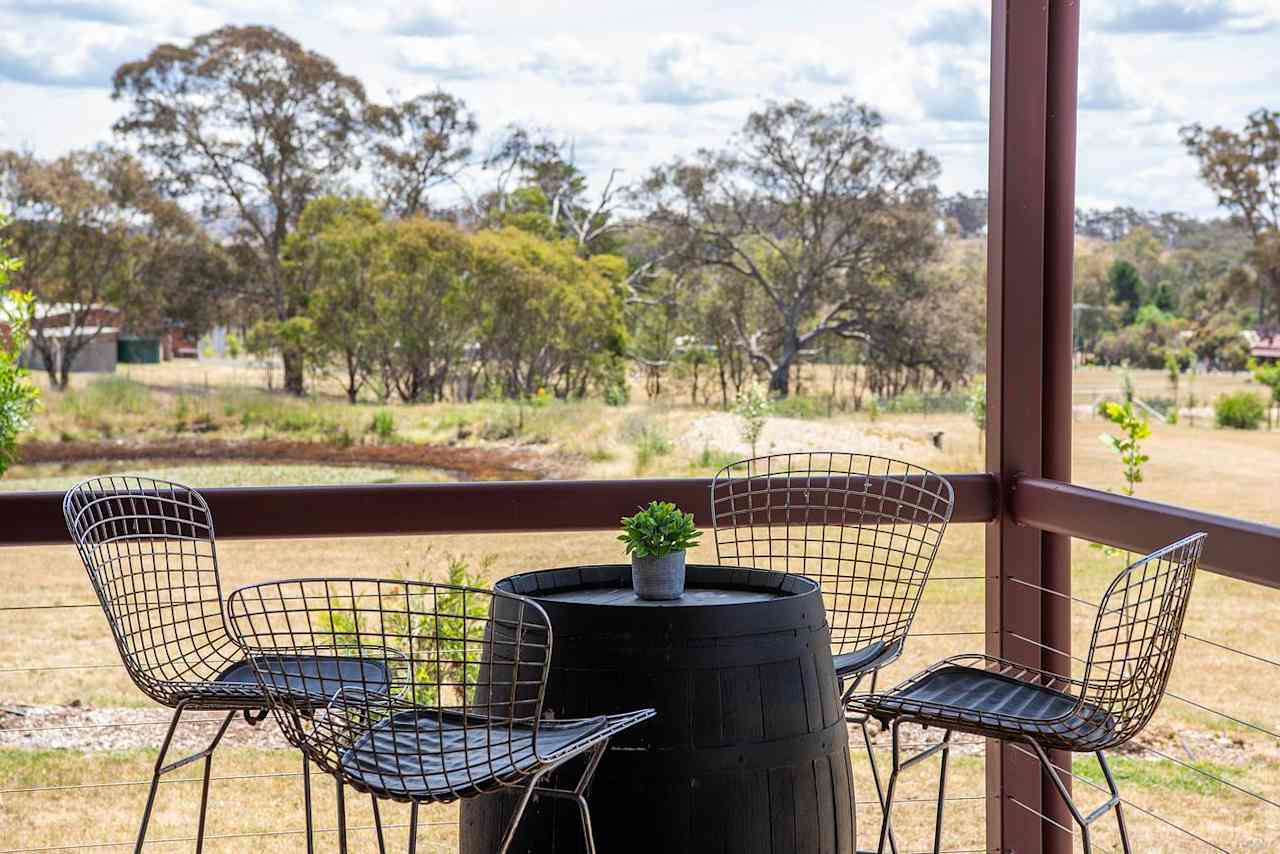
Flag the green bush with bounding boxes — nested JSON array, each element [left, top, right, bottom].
[[65, 376, 152, 418], [695, 445, 740, 472], [370, 410, 396, 442], [1214, 392, 1265, 430], [770, 396, 824, 419], [875, 391, 970, 414]]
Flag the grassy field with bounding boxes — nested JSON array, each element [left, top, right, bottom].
[[1, 363, 1278, 852]]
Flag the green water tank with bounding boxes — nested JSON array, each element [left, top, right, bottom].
[[117, 336, 162, 364]]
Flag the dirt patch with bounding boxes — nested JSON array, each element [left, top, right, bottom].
[[678, 412, 945, 462], [17, 438, 556, 482], [0, 703, 291, 752]]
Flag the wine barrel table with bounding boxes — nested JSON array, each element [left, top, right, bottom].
[[459, 564, 855, 854]]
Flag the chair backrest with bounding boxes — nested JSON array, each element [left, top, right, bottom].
[[711, 452, 954, 658], [1080, 532, 1206, 747], [62, 476, 235, 704], [226, 577, 553, 798]]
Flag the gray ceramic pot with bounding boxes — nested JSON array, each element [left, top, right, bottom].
[[631, 551, 687, 600]]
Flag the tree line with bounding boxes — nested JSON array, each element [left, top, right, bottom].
[[1, 24, 1277, 404]]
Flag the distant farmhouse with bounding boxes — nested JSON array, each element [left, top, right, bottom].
[[1250, 333, 1280, 364], [0, 297, 196, 377]]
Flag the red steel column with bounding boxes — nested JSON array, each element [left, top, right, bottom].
[[986, 2, 1079, 853]]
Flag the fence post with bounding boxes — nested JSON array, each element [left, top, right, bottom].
[[986, 2, 1080, 852]]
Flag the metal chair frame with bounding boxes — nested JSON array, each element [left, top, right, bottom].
[[849, 533, 1206, 854], [711, 451, 955, 853], [226, 576, 655, 854], [62, 476, 373, 854]]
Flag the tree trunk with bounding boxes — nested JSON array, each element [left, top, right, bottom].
[[282, 351, 306, 396]]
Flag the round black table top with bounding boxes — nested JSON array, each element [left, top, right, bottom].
[[494, 563, 819, 609]]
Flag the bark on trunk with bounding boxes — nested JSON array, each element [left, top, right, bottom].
[[282, 351, 305, 396]]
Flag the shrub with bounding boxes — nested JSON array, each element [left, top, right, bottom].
[[875, 391, 971, 414], [770, 396, 823, 419], [65, 376, 152, 419], [632, 425, 672, 472], [695, 445, 739, 472], [370, 410, 396, 442], [1215, 392, 1265, 430], [734, 383, 771, 455]]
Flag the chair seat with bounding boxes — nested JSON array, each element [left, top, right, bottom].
[[833, 639, 902, 679], [859, 664, 1117, 750], [339, 709, 611, 801], [170, 655, 392, 711]]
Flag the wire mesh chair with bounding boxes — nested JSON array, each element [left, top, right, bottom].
[[63, 476, 391, 854], [847, 532, 1207, 854], [226, 576, 656, 854], [711, 451, 955, 853]]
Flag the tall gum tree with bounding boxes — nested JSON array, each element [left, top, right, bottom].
[[1182, 109, 1280, 332], [638, 98, 940, 396], [112, 25, 368, 394]]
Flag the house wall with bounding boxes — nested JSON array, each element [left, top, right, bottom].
[[24, 333, 119, 374]]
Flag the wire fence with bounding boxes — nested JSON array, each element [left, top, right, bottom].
[[2, 555, 1276, 852]]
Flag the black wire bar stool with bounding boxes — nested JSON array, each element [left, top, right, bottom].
[[63, 477, 392, 854], [847, 533, 1206, 854], [711, 451, 955, 853], [226, 576, 656, 854]]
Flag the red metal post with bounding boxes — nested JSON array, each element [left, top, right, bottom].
[[986, 2, 1079, 852]]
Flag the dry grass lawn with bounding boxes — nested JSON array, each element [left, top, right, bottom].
[[2, 363, 1279, 852]]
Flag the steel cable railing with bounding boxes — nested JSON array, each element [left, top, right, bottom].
[[997, 574, 1278, 853], [3, 557, 1273, 850], [0, 819, 453, 853], [1007, 741, 1234, 854]]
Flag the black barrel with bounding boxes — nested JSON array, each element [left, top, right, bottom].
[[460, 564, 855, 854]]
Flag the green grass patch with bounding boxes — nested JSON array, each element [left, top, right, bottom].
[[1072, 754, 1240, 797], [63, 376, 153, 417], [692, 445, 740, 472], [217, 388, 344, 437]]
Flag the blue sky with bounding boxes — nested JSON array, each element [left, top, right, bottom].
[[0, 0, 1277, 218]]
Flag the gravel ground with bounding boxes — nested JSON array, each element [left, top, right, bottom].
[[0, 702, 291, 752], [678, 412, 948, 462]]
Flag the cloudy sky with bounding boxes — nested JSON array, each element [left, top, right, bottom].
[[1, 0, 1278, 218]]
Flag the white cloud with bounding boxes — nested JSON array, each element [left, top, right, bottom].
[[637, 35, 739, 105], [396, 35, 505, 81], [909, 5, 988, 46], [916, 60, 983, 124], [0, 21, 149, 88], [1098, 0, 1275, 35], [1079, 49, 1140, 111]]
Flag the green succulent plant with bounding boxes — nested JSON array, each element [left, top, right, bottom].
[[619, 500, 701, 559]]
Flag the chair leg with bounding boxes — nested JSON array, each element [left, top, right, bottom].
[[1097, 751, 1133, 854], [1025, 740, 1093, 854], [407, 802, 419, 854], [570, 741, 608, 854], [134, 703, 186, 854], [496, 771, 543, 854], [859, 718, 900, 854], [932, 730, 952, 854], [302, 756, 314, 854], [193, 711, 236, 854], [369, 794, 386, 854], [875, 720, 903, 854], [335, 776, 348, 854]]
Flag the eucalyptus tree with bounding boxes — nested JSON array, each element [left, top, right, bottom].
[[638, 98, 941, 396], [366, 91, 478, 219], [0, 147, 199, 388], [112, 25, 369, 394], [1182, 109, 1280, 331]]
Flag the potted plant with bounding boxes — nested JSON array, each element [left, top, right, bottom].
[[619, 500, 702, 600]]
